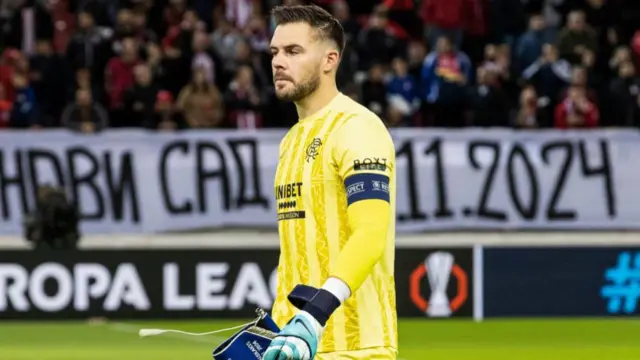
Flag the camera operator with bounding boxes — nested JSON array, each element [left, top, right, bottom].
[[23, 185, 81, 250]]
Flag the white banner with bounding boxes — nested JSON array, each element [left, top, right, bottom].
[[0, 128, 637, 235]]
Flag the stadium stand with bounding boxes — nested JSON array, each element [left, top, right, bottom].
[[1, 0, 640, 130]]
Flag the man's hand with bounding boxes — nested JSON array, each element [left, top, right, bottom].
[[263, 311, 323, 360]]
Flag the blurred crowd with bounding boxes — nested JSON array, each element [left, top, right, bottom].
[[2, 0, 640, 132]]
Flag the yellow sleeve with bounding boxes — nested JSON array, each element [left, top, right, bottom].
[[330, 114, 395, 293]]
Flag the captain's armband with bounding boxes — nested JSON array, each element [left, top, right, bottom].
[[344, 173, 390, 206]]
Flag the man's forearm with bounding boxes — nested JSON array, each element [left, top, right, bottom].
[[328, 200, 390, 295]]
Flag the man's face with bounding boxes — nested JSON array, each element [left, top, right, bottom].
[[572, 68, 587, 86], [36, 40, 52, 55], [369, 65, 384, 82], [542, 44, 557, 61], [76, 90, 92, 106], [392, 58, 407, 76], [135, 65, 151, 85], [270, 22, 324, 102], [436, 37, 452, 54], [193, 31, 208, 51], [620, 62, 635, 78], [332, 1, 349, 21], [12, 74, 27, 89], [117, 9, 133, 27], [237, 66, 253, 88], [132, 13, 147, 29], [78, 12, 94, 30], [122, 39, 137, 59], [530, 16, 544, 31], [569, 13, 585, 31]]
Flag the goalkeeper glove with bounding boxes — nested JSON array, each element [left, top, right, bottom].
[[263, 284, 342, 360], [262, 310, 322, 360]]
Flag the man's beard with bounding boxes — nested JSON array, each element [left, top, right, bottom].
[[275, 72, 321, 102]]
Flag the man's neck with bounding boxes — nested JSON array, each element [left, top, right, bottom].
[[295, 84, 340, 120]]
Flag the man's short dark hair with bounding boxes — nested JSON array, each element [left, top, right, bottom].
[[271, 4, 345, 55]]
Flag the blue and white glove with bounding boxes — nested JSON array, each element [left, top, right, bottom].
[[262, 310, 323, 360], [263, 285, 342, 360]]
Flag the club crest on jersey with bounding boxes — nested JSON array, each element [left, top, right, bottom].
[[305, 138, 322, 162]]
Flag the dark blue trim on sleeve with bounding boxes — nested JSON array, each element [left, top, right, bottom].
[[344, 173, 390, 206]]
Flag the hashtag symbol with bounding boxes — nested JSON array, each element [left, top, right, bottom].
[[600, 252, 640, 314]]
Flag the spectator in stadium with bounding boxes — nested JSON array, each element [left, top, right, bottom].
[[227, 39, 270, 90], [331, 1, 360, 43], [407, 40, 427, 82], [191, 29, 216, 84], [609, 46, 632, 77], [480, 44, 511, 87], [13, 49, 30, 76], [154, 90, 181, 130], [609, 60, 640, 127], [73, 0, 117, 28], [104, 37, 141, 123], [356, 10, 401, 71], [561, 66, 598, 103], [177, 67, 224, 128], [0, 49, 19, 103], [361, 62, 388, 118], [329, 1, 360, 88], [469, 66, 509, 127], [122, 64, 160, 128], [162, 9, 205, 95], [68, 68, 104, 107], [223, 0, 255, 30], [554, 85, 599, 128], [515, 14, 554, 74], [514, 85, 550, 128], [244, 16, 270, 54], [163, 0, 188, 35], [421, 0, 461, 47], [557, 10, 598, 65], [163, 8, 205, 54], [65, 11, 111, 85], [224, 65, 265, 129], [9, 72, 39, 128], [29, 39, 67, 125], [0, 83, 12, 128], [112, 8, 136, 53], [421, 35, 472, 127], [145, 42, 167, 87], [61, 88, 109, 133], [386, 57, 419, 123], [211, 18, 244, 67], [522, 43, 572, 110], [131, 7, 158, 45], [378, 0, 423, 39]]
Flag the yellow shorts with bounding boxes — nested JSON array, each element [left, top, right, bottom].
[[315, 347, 397, 360]]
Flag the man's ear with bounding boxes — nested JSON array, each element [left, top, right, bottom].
[[323, 49, 340, 73]]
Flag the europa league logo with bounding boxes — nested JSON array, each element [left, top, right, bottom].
[[425, 252, 454, 317]]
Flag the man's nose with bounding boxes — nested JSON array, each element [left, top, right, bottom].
[[272, 54, 286, 70]]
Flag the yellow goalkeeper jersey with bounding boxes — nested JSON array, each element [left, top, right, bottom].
[[271, 93, 398, 354]]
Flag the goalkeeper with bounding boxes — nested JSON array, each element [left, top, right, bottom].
[[265, 4, 397, 360]]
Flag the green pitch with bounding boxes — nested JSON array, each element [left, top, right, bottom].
[[0, 318, 638, 360]]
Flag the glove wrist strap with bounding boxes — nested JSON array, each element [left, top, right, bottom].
[[288, 285, 341, 326]]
